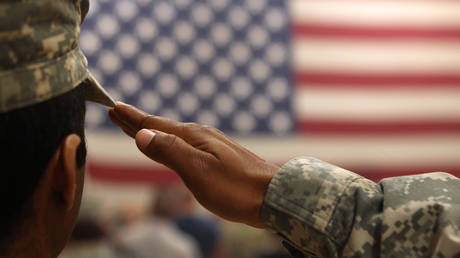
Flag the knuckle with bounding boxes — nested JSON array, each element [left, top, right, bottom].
[[163, 133, 178, 148], [155, 133, 178, 150], [202, 125, 215, 132], [139, 115, 155, 129], [184, 122, 200, 129], [211, 127, 224, 135], [183, 122, 202, 133], [202, 125, 224, 136]]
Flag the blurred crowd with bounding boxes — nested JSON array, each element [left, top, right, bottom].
[[59, 183, 290, 258]]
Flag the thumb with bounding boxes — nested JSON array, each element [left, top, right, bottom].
[[135, 129, 203, 177]]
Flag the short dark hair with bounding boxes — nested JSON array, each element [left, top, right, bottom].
[[0, 83, 87, 241]]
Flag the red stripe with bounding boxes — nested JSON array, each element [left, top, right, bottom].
[[293, 24, 460, 40], [295, 72, 460, 87], [347, 166, 460, 182], [297, 120, 460, 135], [88, 161, 460, 184], [88, 163, 181, 186]]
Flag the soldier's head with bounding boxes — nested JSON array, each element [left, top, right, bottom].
[[0, 1, 114, 257]]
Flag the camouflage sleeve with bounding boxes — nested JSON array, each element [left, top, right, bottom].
[[260, 157, 460, 257]]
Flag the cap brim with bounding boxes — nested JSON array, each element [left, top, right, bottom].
[[84, 73, 116, 107]]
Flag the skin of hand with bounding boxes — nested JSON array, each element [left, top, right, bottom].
[[109, 102, 280, 228]]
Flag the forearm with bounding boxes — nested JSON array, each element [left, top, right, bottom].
[[260, 157, 383, 257]]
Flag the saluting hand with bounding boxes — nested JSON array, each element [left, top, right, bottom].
[[109, 102, 279, 228]]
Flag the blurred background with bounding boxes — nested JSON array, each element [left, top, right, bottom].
[[61, 0, 460, 257]]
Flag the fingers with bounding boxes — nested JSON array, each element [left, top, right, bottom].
[[112, 103, 219, 144], [112, 102, 148, 130], [113, 102, 184, 137], [111, 102, 262, 161], [108, 109, 137, 138], [135, 129, 216, 181]]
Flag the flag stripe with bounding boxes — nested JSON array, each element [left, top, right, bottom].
[[347, 166, 460, 182], [293, 24, 460, 40], [86, 132, 460, 169], [88, 163, 180, 185], [295, 72, 460, 87], [291, 0, 460, 28], [293, 39, 460, 74], [88, 162, 460, 184], [297, 121, 460, 135], [295, 88, 460, 121]]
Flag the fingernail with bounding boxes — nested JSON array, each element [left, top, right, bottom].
[[135, 129, 156, 150]]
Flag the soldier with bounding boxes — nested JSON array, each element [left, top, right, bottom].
[[3, 0, 459, 258], [110, 103, 460, 257], [0, 0, 114, 257]]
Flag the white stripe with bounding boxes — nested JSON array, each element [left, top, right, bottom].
[[87, 131, 154, 166], [294, 39, 460, 74], [295, 88, 460, 121], [291, 0, 460, 28], [86, 130, 460, 169]]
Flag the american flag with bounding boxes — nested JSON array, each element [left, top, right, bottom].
[[81, 0, 460, 184]]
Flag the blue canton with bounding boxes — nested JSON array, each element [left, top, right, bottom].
[[81, 0, 293, 135]]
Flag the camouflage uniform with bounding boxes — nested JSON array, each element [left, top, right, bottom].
[[261, 157, 460, 257], [0, 0, 115, 113]]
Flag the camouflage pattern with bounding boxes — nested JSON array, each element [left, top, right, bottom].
[[261, 157, 460, 257], [0, 0, 115, 113]]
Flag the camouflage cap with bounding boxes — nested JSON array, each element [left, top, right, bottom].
[[0, 0, 116, 113]]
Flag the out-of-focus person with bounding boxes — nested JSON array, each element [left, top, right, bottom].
[[169, 184, 226, 258], [176, 216, 224, 258], [111, 185, 200, 258]]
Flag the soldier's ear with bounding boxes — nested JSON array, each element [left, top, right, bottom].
[[50, 134, 81, 211]]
